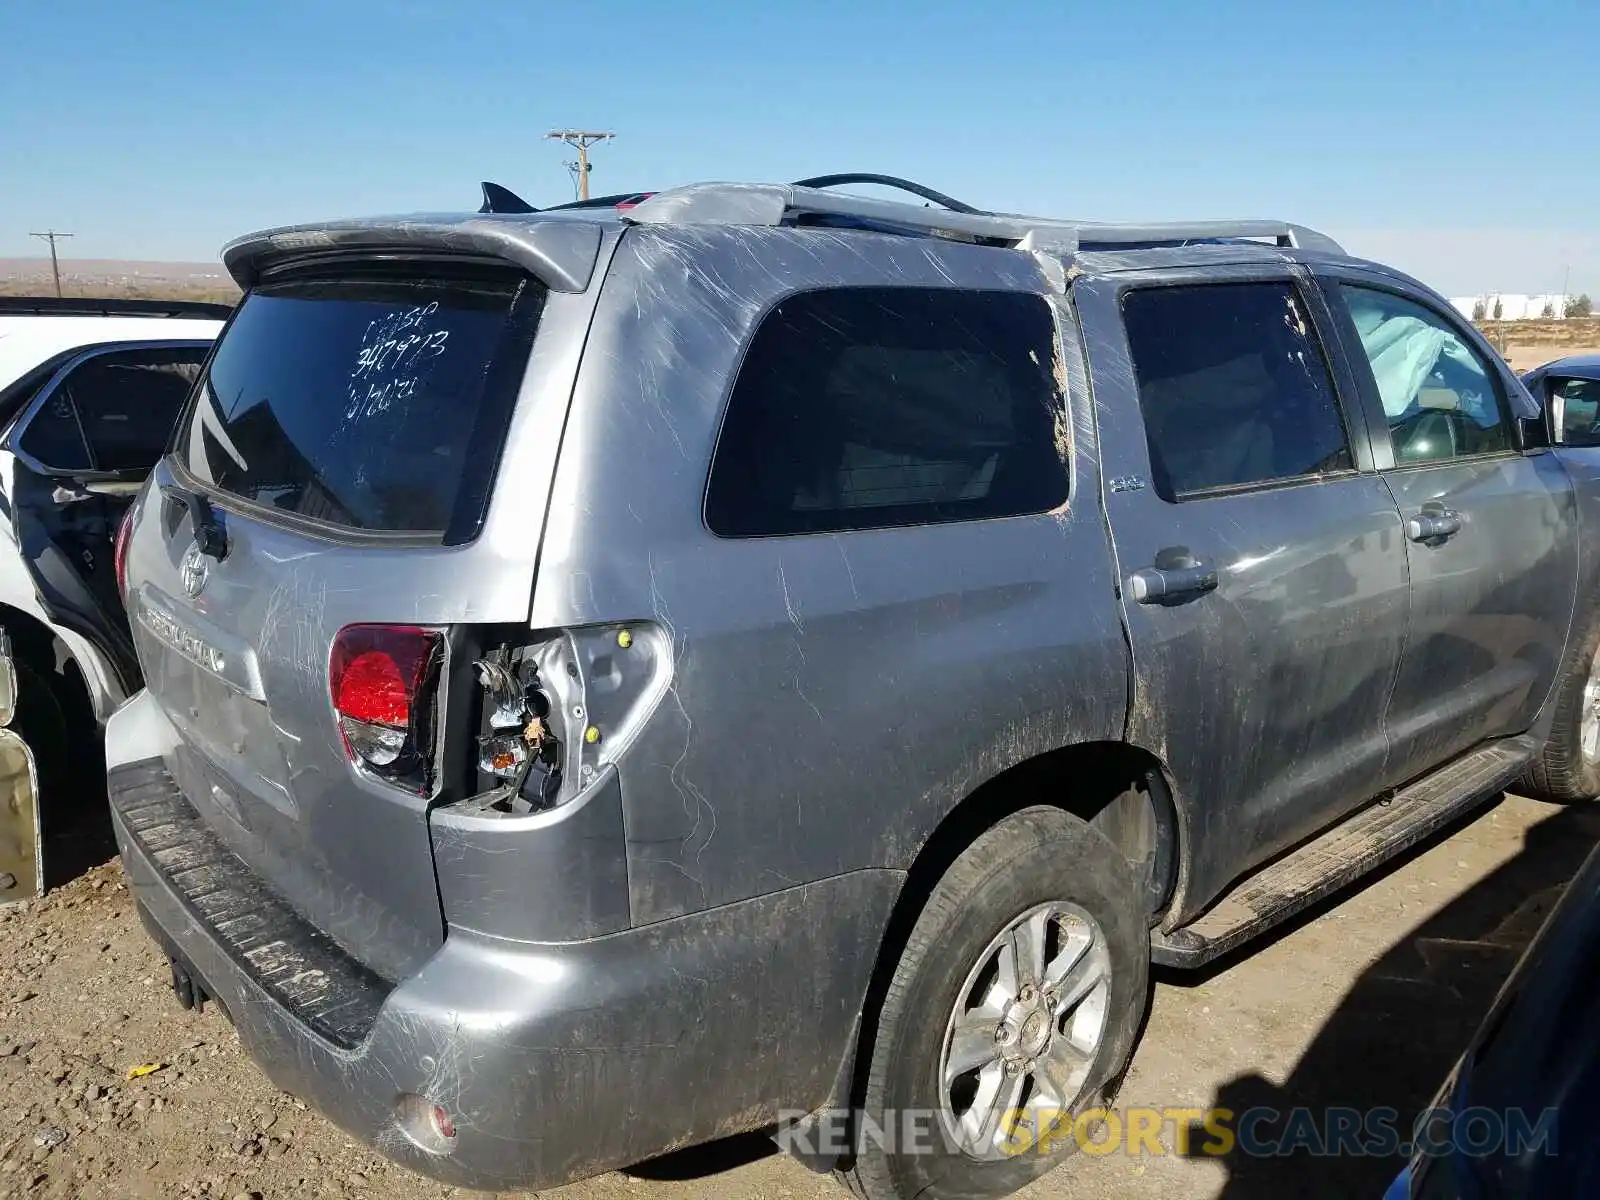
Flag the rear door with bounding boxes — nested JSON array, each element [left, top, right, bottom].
[[124, 258, 564, 981], [1317, 272, 1578, 781], [1075, 266, 1411, 913], [3, 343, 208, 688]]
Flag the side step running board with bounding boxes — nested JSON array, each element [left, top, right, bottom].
[[1152, 736, 1539, 968]]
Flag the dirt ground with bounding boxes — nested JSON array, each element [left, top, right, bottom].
[[1501, 343, 1600, 372], [2, 791, 1595, 1200], [1480, 316, 1600, 373]]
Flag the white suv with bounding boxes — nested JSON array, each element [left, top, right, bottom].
[[0, 295, 225, 903]]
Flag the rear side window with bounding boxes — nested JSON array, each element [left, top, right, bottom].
[[1122, 282, 1352, 500], [178, 265, 541, 539], [21, 347, 204, 474], [705, 288, 1068, 537]]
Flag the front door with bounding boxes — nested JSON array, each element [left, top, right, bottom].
[[1319, 275, 1577, 783], [1074, 268, 1411, 915]]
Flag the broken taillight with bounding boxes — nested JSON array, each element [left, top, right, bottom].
[[462, 623, 671, 815], [330, 624, 444, 794]]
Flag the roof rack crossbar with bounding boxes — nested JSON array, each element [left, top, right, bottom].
[[789, 174, 983, 215], [624, 183, 1344, 255]]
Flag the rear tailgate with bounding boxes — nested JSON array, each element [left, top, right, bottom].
[[122, 226, 604, 980]]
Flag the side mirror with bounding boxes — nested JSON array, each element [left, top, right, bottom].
[[1540, 374, 1600, 448]]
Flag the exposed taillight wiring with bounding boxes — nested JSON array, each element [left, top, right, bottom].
[[458, 623, 672, 816]]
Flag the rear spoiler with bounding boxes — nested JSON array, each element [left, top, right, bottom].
[[221, 213, 604, 294], [0, 295, 234, 321]]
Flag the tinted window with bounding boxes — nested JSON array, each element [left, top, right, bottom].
[[70, 349, 203, 471], [705, 288, 1068, 537], [20, 380, 91, 472], [20, 347, 203, 473], [1340, 285, 1513, 465], [178, 267, 538, 536], [1123, 282, 1352, 499]]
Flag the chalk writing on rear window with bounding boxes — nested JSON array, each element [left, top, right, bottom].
[[345, 301, 451, 420]]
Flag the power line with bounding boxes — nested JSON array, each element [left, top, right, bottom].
[[544, 131, 613, 201], [28, 230, 73, 297]]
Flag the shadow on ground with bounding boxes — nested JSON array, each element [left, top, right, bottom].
[[1185, 796, 1600, 1199], [622, 1132, 780, 1181], [41, 740, 115, 890]]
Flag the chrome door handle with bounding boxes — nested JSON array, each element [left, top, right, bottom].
[[1405, 507, 1462, 542], [1129, 562, 1218, 604]]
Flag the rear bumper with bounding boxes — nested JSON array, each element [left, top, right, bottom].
[[108, 698, 898, 1191]]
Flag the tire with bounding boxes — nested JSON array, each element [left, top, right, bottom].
[[1522, 613, 1600, 803], [837, 807, 1150, 1200]]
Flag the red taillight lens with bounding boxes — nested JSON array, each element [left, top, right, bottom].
[[330, 625, 444, 791], [114, 507, 136, 599], [336, 650, 411, 726]]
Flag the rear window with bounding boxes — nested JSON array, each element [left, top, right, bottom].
[[177, 265, 541, 539]]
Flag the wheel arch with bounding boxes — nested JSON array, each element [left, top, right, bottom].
[[0, 601, 98, 729], [827, 740, 1178, 1141]]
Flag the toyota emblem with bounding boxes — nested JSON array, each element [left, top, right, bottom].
[[179, 542, 210, 599]]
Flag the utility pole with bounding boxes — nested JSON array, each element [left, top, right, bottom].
[[545, 130, 613, 201], [29, 230, 73, 297]]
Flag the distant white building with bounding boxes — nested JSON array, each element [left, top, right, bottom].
[[1450, 294, 1572, 321]]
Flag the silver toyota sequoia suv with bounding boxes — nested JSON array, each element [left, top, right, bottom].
[[109, 175, 1600, 1199]]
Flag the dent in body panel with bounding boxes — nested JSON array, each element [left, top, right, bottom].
[[533, 227, 1127, 924], [1072, 269, 1414, 924], [430, 766, 631, 943], [1379, 454, 1577, 780]]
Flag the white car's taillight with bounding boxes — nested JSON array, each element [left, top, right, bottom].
[[329, 624, 444, 794], [114, 507, 136, 600]]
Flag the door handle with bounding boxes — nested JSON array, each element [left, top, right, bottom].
[[1404, 506, 1463, 543], [1129, 561, 1219, 604]]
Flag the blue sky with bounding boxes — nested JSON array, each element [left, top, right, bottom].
[[3, 0, 1595, 296]]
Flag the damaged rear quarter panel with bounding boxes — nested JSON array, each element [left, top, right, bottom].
[[531, 226, 1131, 925]]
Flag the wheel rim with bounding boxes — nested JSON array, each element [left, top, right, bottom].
[[938, 901, 1113, 1161], [1582, 644, 1600, 763]]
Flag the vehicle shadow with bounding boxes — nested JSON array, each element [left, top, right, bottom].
[[1181, 795, 1600, 1199], [621, 1131, 780, 1181], [41, 741, 115, 890]]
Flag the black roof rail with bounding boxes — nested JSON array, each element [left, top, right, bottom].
[[479, 181, 538, 214], [478, 174, 978, 219], [0, 295, 234, 320], [790, 173, 983, 215], [627, 183, 1348, 256]]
